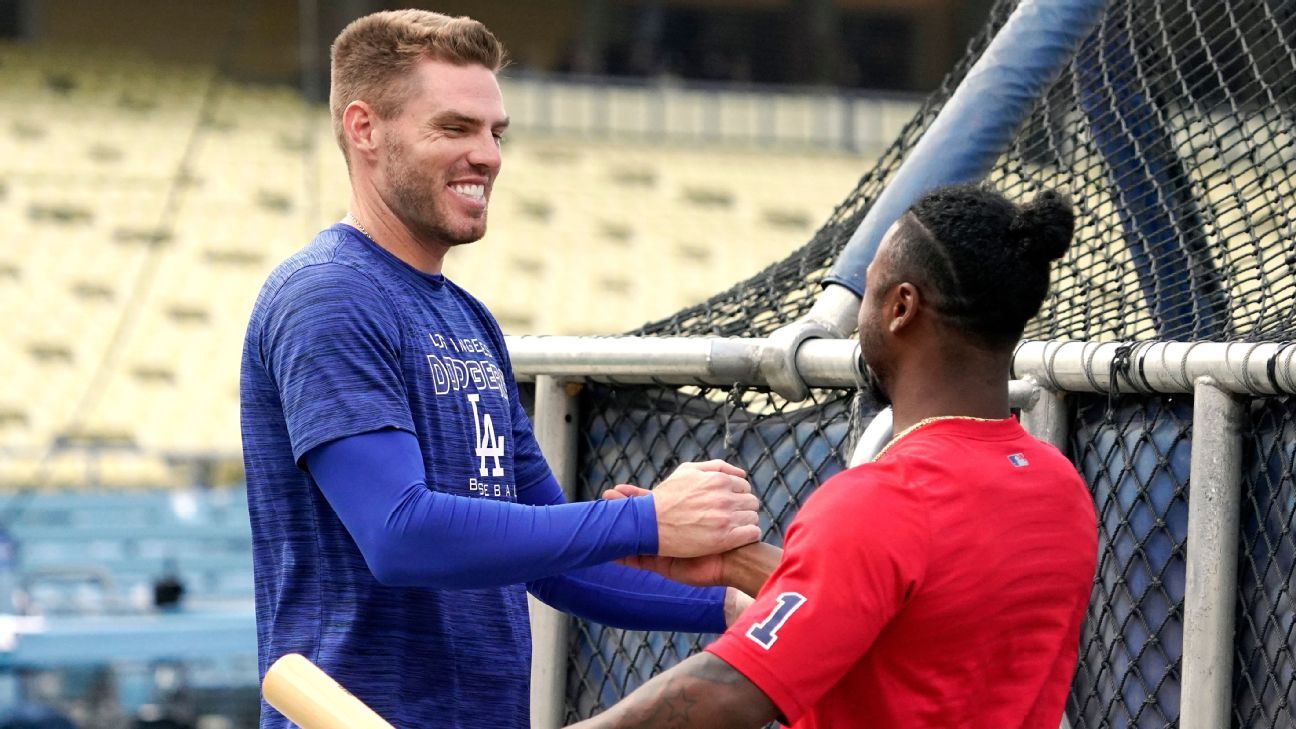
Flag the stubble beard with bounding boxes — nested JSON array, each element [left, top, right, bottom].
[[859, 321, 893, 409], [384, 137, 488, 248]]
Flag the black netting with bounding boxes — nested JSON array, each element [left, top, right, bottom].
[[1233, 397, 1296, 729], [563, 0, 1296, 723], [565, 385, 864, 721], [1067, 394, 1192, 729], [632, 3, 1010, 339], [637, 0, 1296, 342]]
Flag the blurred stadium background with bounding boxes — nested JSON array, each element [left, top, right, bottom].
[[0, 1, 985, 726], [4, 1, 1296, 728]]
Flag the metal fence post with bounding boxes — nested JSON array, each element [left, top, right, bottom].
[[1180, 376, 1245, 729], [529, 376, 581, 729], [1018, 377, 1068, 452]]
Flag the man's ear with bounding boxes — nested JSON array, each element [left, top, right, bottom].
[[342, 100, 379, 163], [887, 282, 922, 335]]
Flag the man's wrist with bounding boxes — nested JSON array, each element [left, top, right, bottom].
[[723, 587, 754, 627], [721, 542, 782, 597], [631, 494, 659, 555]]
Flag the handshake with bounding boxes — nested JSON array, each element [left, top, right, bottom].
[[605, 460, 782, 602]]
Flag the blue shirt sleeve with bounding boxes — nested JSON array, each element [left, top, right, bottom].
[[528, 564, 726, 633], [519, 470, 727, 633], [304, 428, 660, 589], [260, 263, 414, 465]]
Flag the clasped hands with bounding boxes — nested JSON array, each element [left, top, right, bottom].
[[605, 460, 784, 622]]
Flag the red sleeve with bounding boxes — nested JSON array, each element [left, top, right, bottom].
[[706, 464, 929, 724]]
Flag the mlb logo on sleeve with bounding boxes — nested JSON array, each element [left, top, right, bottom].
[[1008, 453, 1030, 467]]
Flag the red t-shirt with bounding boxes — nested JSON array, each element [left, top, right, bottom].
[[707, 417, 1097, 728]]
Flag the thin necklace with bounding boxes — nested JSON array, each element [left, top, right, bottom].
[[870, 415, 1001, 463], [345, 213, 373, 241]]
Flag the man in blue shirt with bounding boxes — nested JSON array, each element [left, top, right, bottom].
[[240, 10, 760, 728]]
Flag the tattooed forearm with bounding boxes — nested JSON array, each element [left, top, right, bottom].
[[624, 673, 699, 729], [569, 653, 776, 729]]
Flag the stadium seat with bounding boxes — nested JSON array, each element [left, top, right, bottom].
[[2, 41, 867, 475]]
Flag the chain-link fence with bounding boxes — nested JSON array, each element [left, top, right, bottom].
[[1067, 394, 1191, 728], [636, 0, 1296, 343], [555, 380, 1295, 728], [1234, 397, 1296, 729], [551, 0, 1296, 724], [565, 384, 861, 720]]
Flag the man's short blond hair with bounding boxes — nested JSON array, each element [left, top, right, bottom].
[[329, 9, 507, 158]]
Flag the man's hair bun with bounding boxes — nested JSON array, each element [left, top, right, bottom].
[[1012, 190, 1075, 264]]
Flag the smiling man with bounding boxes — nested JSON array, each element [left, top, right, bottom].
[[239, 11, 760, 729]]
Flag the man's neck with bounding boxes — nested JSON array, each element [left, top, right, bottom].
[[348, 189, 450, 275], [887, 352, 1013, 434]]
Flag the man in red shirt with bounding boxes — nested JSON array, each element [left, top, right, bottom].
[[571, 184, 1098, 728]]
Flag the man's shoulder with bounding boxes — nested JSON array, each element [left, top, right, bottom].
[[245, 227, 397, 349], [251, 229, 393, 318], [797, 461, 912, 522], [263, 227, 377, 293]]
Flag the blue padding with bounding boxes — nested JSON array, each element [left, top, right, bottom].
[[1074, 14, 1228, 338], [825, 0, 1110, 294]]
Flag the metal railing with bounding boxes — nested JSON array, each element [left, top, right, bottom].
[[510, 335, 1296, 728], [498, 72, 922, 152]]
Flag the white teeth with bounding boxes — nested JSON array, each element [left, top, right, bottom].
[[451, 183, 485, 201]]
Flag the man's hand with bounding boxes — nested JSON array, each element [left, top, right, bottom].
[[635, 461, 761, 558], [606, 483, 724, 586], [606, 480, 782, 599]]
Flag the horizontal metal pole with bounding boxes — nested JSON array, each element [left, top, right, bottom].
[[507, 335, 1038, 406], [1013, 340, 1296, 395], [510, 336, 1296, 396], [506, 335, 855, 388]]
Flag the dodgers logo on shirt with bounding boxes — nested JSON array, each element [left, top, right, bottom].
[[425, 333, 508, 400], [425, 332, 516, 500], [468, 393, 505, 477]]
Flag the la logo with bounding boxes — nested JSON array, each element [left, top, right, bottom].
[[467, 394, 505, 477]]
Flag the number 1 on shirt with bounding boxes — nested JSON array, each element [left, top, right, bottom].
[[746, 592, 807, 649]]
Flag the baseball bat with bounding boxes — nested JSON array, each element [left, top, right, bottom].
[[262, 653, 395, 729]]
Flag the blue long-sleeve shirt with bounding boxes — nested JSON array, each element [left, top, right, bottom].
[[306, 428, 725, 628], [240, 224, 722, 729]]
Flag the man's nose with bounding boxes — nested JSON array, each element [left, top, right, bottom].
[[467, 130, 501, 170]]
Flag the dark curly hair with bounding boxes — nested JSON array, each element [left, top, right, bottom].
[[880, 183, 1075, 349]]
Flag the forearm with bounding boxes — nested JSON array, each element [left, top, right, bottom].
[[570, 653, 775, 729], [723, 542, 783, 597], [307, 430, 657, 589], [362, 488, 655, 588], [524, 473, 735, 633], [528, 562, 726, 633]]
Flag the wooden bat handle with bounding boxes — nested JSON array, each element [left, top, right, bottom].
[[262, 653, 396, 729]]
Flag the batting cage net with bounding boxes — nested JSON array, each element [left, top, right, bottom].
[[561, 1, 1296, 726]]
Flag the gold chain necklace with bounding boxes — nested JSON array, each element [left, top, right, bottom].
[[870, 415, 1002, 463]]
